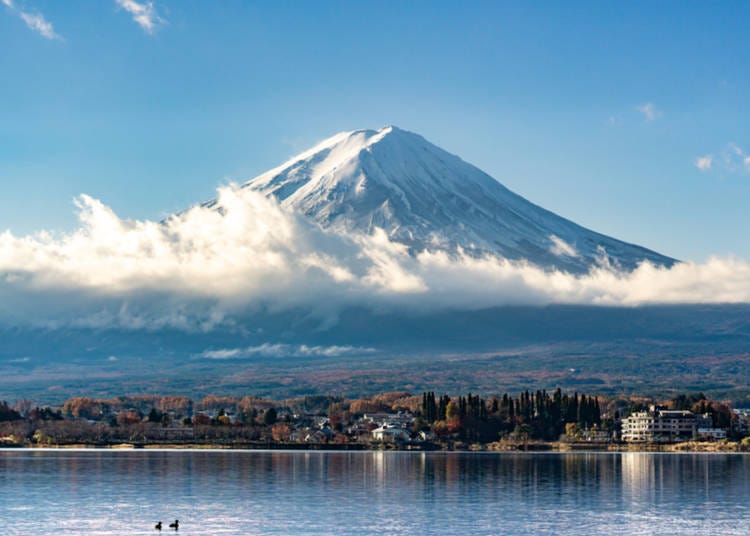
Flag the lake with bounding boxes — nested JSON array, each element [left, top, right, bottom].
[[1, 450, 749, 535]]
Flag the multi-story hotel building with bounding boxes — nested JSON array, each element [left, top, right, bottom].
[[621, 405, 703, 442]]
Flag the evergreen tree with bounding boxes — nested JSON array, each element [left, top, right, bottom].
[[147, 408, 162, 423], [438, 395, 449, 421], [423, 392, 437, 423], [593, 397, 601, 425], [263, 407, 278, 426]]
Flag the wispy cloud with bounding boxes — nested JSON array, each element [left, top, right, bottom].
[[698, 143, 750, 175], [727, 143, 750, 173], [636, 102, 661, 122], [694, 155, 713, 171], [2, 0, 62, 40], [199, 344, 377, 360], [115, 0, 165, 34], [549, 235, 578, 258], [19, 11, 59, 39]]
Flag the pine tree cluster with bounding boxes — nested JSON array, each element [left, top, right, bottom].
[[421, 389, 602, 441]]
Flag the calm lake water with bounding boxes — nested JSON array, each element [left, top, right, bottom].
[[1, 449, 749, 535]]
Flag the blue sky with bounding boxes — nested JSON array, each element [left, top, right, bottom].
[[1, 1, 749, 261]]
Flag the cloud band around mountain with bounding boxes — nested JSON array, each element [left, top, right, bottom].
[[1, 185, 749, 331]]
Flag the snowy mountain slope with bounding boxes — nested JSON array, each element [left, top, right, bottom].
[[241, 126, 674, 272]]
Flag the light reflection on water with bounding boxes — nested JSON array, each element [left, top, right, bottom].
[[1, 450, 749, 535]]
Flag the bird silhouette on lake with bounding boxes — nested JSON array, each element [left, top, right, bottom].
[[155, 521, 162, 530], [169, 519, 179, 530]]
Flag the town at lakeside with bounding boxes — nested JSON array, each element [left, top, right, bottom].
[[2, 390, 750, 452]]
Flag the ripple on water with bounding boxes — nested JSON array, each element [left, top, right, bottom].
[[1, 451, 749, 535]]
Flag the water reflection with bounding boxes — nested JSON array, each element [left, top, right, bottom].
[[0, 451, 749, 535]]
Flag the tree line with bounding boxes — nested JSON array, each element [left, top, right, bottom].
[[421, 389, 602, 441]]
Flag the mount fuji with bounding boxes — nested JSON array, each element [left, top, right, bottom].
[[8, 126, 750, 403], [237, 126, 674, 273]]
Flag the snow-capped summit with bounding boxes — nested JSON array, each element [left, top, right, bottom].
[[242, 126, 674, 272]]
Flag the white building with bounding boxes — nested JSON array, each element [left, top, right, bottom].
[[696, 428, 727, 440], [371, 425, 410, 442], [363, 412, 414, 427], [582, 429, 611, 442], [621, 406, 696, 442]]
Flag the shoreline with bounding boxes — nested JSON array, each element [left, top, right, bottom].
[[2, 440, 746, 453]]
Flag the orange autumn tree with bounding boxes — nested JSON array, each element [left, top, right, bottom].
[[271, 423, 292, 441]]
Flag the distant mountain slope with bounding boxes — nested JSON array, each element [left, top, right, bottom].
[[240, 126, 674, 272], [4, 304, 750, 402]]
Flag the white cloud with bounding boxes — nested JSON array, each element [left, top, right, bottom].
[[19, 11, 59, 39], [2, 185, 750, 331], [636, 103, 661, 122], [694, 155, 713, 171], [200, 349, 243, 359], [2, 0, 61, 40], [549, 235, 578, 258], [699, 143, 750, 175], [199, 344, 377, 359], [115, 0, 164, 34]]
